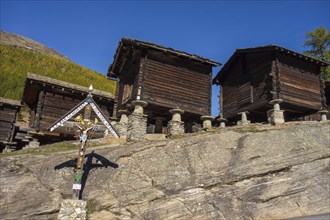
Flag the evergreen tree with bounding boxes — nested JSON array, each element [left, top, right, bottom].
[[303, 27, 330, 80]]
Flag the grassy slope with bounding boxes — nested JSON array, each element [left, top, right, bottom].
[[0, 44, 116, 100]]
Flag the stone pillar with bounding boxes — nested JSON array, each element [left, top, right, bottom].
[[106, 117, 118, 137], [318, 110, 329, 121], [58, 199, 87, 220], [267, 99, 285, 125], [127, 100, 148, 141], [116, 110, 129, 138], [200, 115, 214, 130], [154, 116, 166, 133], [237, 111, 251, 126], [167, 108, 185, 136], [27, 139, 40, 148], [119, 110, 129, 124], [217, 117, 227, 128], [109, 116, 118, 126]]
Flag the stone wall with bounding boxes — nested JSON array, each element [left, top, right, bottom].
[[58, 199, 87, 220], [115, 123, 128, 139], [167, 120, 185, 136]]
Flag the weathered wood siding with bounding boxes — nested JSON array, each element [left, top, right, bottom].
[[112, 43, 217, 123], [115, 72, 139, 113], [115, 80, 125, 113], [114, 53, 141, 115], [247, 52, 273, 104], [0, 104, 19, 143], [142, 58, 211, 116], [222, 57, 242, 117], [222, 52, 272, 119], [31, 90, 112, 136], [277, 54, 322, 110], [217, 47, 327, 122]]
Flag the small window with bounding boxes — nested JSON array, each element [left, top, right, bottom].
[[122, 84, 132, 103]]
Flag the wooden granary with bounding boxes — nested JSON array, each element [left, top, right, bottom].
[[108, 38, 220, 132], [213, 45, 329, 122], [0, 97, 22, 152], [22, 73, 115, 143]]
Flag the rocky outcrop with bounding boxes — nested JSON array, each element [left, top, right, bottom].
[[0, 30, 69, 60], [0, 122, 329, 219]]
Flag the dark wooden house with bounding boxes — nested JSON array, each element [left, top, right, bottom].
[[108, 38, 220, 131], [0, 97, 22, 152], [213, 45, 329, 122], [22, 73, 115, 143]]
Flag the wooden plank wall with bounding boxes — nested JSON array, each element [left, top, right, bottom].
[[222, 52, 272, 119], [35, 91, 112, 136], [114, 52, 140, 114], [278, 54, 322, 110], [222, 57, 242, 117], [142, 58, 211, 116], [0, 105, 19, 143], [115, 80, 125, 112], [247, 52, 272, 104]]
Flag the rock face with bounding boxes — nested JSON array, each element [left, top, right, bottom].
[[0, 122, 329, 219]]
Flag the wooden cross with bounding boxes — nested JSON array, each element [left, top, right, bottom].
[[48, 85, 119, 199]]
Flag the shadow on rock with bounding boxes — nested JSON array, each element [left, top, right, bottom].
[[54, 150, 119, 199]]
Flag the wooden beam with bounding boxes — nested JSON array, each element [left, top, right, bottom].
[[34, 90, 45, 131]]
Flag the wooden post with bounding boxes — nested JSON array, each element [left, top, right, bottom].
[[72, 87, 94, 200], [219, 85, 223, 117], [270, 59, 277, 100], [113, 78, 120, 118], [34, 90, 45, 131], [208, 70, 212, 115], [275, 56, 281, 99], [140, 53, 148, 100], [47, 85, 119, 200]]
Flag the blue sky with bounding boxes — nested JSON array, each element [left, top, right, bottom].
[[1, 0, 329, 117]]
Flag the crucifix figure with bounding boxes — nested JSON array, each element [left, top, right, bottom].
[[48, 85, 119, 199], [72, 122, 94, 198]]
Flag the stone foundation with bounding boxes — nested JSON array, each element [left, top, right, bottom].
[[267, 109, 285, 125], [116, 123, 128, 139], [318, 110, 329, 122], [127, 113, 148, 141], [58, 199, 87, 220], [237, 120, 251, 126], [200, 115, 214, 130], [25, 139, 40, 149], [115, 110, 129, 138], [237, 111, 250, 126], [167, 121, 185, 136], [267, 99, 285, 125], [167, 108, 185, 136], [217, 118, 227, 128]]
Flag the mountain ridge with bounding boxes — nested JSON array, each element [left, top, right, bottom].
[[0, 31, 116, 100], [0, 30, 70, 60]]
